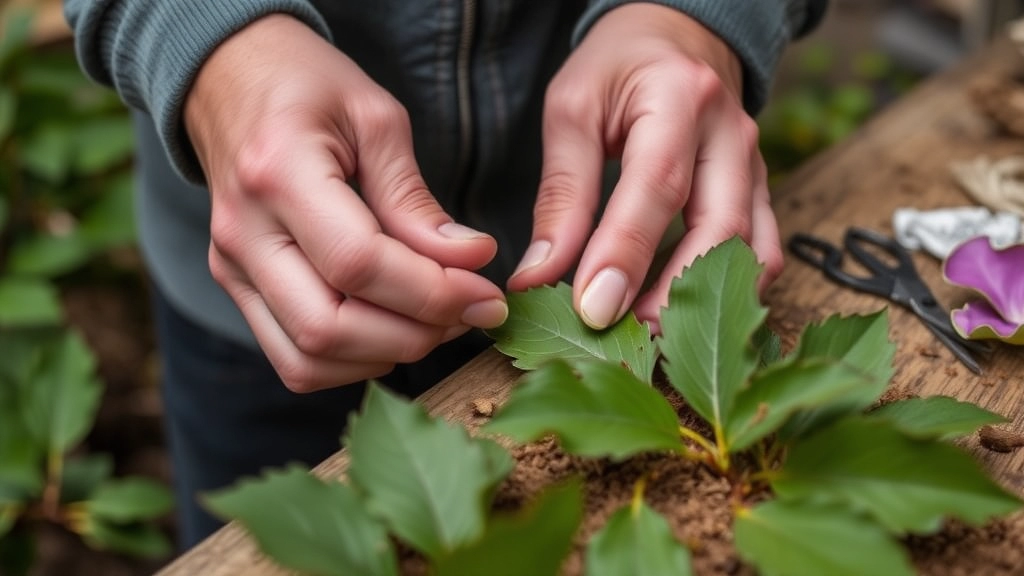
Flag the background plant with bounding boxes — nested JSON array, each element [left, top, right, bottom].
[[0, 10, 172, 575], [205, 236, 1020, 576]]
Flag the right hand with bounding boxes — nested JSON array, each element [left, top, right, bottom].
[[184, 14, 507, 392]]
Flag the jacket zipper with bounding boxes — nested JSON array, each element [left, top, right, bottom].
[[454, 0, 476, 193]]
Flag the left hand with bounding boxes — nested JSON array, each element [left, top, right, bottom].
[[507, 3, 783, 333]]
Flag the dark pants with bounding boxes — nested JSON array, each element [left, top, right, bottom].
[[152, 288, 487, 548]]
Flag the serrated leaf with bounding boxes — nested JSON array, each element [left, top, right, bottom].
[[80, 517, 171, 559], [0, 278, 63, 326], [726, 357, 872, 451], [734, 500, 913, 576], [21, 330, 102, 454], [204, 464, 397, 576], [586, 500, 693, 576], [434, 479, 582, 576], [868, 396, 1007, 439], [657, 236, 766, 431], [345, 384, 504, 558], [774, 417, 1022, 533], [86, 477, 173, 522], [486, 283, 656, 382], [778, 311, 894, 440], [484, 359, 681, 460]]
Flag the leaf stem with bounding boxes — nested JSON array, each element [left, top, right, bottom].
[[678, 425, 717, 457]]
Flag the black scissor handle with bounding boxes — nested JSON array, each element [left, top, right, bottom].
[[842, 227, 914, 277], [788, 232, 891, 296]]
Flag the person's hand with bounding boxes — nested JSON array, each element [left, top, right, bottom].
[[507, 4, 783, 333], [184, 15, 507, 392]]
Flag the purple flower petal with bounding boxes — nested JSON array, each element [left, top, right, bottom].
[[942, 236, 1024, 325], [950, 300, 1024, 344]]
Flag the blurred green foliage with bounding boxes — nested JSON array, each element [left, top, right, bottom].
[[0, 9, 172, 574], [759, 44, 922, 181]]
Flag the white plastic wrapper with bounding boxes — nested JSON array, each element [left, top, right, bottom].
[[892, 207, 1022, 259]]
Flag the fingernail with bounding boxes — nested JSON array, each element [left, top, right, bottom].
[[461, 298, 508, 328], [511, 240, 551, 277], [439, 222, 488, 240], [580, 268, 628, 329]]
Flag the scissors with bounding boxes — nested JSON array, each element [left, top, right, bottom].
[[788, 227, 988, 374]]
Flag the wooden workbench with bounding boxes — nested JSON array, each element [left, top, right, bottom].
[[157, 35, 1024, 576]]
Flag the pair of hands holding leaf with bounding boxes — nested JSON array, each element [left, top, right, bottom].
[[183, 4, 783, 392]]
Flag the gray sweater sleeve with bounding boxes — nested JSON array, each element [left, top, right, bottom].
[[573, 0, 829, 115], [63, 0, 332, 183]]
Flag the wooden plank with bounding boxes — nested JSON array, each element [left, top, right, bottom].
[[157, 35, 1024, 575]]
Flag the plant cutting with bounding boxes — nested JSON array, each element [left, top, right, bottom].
[[942, 235, 1024, 344], [205, 236, 1021, 576]]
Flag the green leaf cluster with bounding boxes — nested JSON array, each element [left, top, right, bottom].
[[205, 385, 582, 576], [0, 8, 137, 327], [206, 237, 1020, 576], [0, 329, 173, 572], [0, 11, 164, 575], [485, 236, 1020, 575]]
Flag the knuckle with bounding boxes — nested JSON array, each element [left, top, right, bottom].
[[276, 359, 320, 394], [544, 82, 594, 128], [321, 235, 379, 292], [289, 316, 337, 358], [355, 93, 410, 139], [233, 135, 287, 198]]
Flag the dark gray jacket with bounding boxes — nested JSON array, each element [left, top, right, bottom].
[[64, 0, 828, 346]]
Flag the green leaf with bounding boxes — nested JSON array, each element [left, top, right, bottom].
[[0, 503, 20, 538], [345, 384, 505, 558], [0, 278, 63, 327], [484, 359, 681, 460], [657, 236, 766, 431], [86, 477, 173, 522], [78, 174, 137, 248], [586, 500, 693, 576], [71, 116, 134, 174], [80, 518, 171, 559], [778, 311, 894, 440], [19, 123, 74, 183], [434, 480, 582, 576], [725, 357, 872, 451], [734, 500, 913, 576], [204, 464, 397, 576], [7, 232, 93, 278], [867, 396, 1006, 439], [20, 330, 102, 454], [752, 324, 782, 367], [774, 417, 1023, 534], [486, 282, 656, 382], [61, 454, 113, 503]]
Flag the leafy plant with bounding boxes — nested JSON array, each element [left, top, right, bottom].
[[0, 9, 171, 574], [205, 237, 1020, 576]]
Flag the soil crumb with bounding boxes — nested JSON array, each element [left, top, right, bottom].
[[979, 425, 1024, 453]]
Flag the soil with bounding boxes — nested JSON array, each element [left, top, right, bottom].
[[457, 372, 1024, 576]]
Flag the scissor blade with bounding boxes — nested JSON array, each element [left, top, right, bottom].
[[910, 300, 984, 374]]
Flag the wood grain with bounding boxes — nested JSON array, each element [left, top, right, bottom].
[[157, 35, 1024, 576]]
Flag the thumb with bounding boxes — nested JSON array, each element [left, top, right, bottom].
[[356, 100, 497, 271]]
